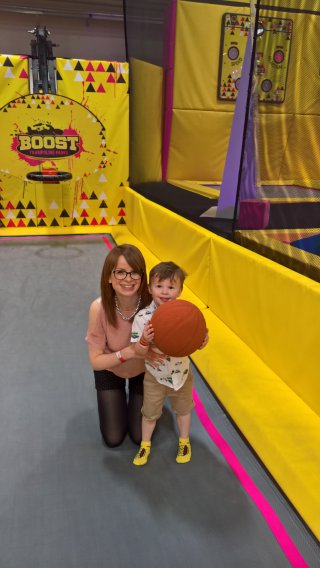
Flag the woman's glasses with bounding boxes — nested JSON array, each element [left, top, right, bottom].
[[112, 269, 142, 281]]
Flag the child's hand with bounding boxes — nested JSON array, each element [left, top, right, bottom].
[[141, 322, 154, 345], [198, 329, 209, 350]]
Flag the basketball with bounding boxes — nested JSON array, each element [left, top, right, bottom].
[[151, 299, 207, 357]]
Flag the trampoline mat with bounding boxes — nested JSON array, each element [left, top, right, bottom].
[[131, 182, 233, 239], [131, 182, 320, 235], [257, 185, 320, 200]]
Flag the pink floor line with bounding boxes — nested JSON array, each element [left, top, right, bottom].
[[193, 388, 309, 568], [102, 236, 113, 250]]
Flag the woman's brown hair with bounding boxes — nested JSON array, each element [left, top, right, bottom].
[[100, 244, 151, 327]]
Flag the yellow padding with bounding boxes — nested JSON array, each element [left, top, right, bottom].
[[112, 225, 206, 311], [123, 186, 320, 417], [209, 237, 320, 417], [280, 114, 320, 186], [167, 109, 233, 180], [122, 186, 320, 536], [258, 113, 320, 185], [192, 310, 320, 540], [123, 187, 212, 306], [257, 113, 294, 182], [174, 2, 248, 111], [0, 226, 117, 238], [130, 58, 163, 184]]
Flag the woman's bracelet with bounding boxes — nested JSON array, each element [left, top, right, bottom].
[[115, 350, 126, 363], [139, 337, 149, 348]]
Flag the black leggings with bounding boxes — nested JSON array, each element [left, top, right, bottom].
[[94, 370, 144, 447]]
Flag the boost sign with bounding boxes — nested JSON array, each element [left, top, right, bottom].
[[0, 94, 107, 178]]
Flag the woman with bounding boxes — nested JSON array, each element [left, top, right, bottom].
[[86, 244, 158, 447]]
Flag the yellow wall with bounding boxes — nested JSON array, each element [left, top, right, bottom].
[[167, 1, 320, 186], [129, 58, 163, 184]]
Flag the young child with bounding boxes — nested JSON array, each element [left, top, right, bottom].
[[131, 261, 195, 466]]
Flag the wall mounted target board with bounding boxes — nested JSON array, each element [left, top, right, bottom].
[[0, 56, 128, 232], [218, 14, 293, 103]]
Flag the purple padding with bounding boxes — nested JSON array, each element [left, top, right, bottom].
[[162, 1, 177, 180], [163, 1, 177, 71], [217, 27, 256, 217], [238, 199, 270, 229], [164, 68, 174, 120], [162, 107, 173, 177]]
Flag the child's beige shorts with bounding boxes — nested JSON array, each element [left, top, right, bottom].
[[142, 368, 194, 421]]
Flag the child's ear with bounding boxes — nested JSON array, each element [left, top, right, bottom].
[[148, 284, 152, 293]]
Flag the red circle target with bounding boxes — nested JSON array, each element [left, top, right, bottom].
[[274, 50, 284, 64]]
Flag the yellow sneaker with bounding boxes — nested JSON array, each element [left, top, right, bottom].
[[133, 442, 151, 466], [176, 438, 191, 463]]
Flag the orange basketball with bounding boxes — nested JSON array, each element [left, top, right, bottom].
[[151, 299, 207, 357]]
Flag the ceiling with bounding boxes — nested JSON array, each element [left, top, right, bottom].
[[0, 1, 125, 20]]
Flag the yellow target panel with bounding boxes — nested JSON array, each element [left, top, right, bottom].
[[218, 13, 293, 103]]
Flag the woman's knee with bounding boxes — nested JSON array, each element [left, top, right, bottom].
[[100, 426, 126, 448]]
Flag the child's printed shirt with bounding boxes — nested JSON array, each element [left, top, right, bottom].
[[131, 301, 190, 390]]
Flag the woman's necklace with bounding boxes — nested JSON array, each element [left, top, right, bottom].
[[114, 295, 141, 321]]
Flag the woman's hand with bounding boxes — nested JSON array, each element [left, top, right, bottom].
[[144, 348, 166, 368], [124, 343, 145, 360]]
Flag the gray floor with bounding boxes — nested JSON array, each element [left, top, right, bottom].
[[0, 236, 319, 568]]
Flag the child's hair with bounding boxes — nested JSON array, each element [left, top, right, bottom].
[[149, 261, 187, 290]]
